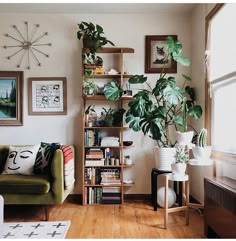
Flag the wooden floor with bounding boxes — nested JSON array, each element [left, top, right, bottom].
[[4, 199, 205, 238]]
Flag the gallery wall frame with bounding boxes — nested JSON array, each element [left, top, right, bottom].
[[145, 35, 177, 73], [0, 71, 24, 126], [28, 77, 67, 115]]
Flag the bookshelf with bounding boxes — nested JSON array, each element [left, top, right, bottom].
[[82, 47, 135, 205]]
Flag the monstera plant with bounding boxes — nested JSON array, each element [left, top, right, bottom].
[[122, 36, 202, 170], [125, 36, 202, 148]]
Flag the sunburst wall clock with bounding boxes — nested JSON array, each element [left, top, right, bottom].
[[3, 21, 52, 69]]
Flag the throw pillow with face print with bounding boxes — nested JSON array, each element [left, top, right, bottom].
[[3, 145, 40, 175]]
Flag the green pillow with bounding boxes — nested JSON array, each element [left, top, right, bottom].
[[34, 142, 60, 175]]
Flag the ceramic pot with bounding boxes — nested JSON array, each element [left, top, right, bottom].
[[176, 131, 194, 145], [171, 163, 187, 176], [154, 147, 176, 171], [192, 146, 212, 160]]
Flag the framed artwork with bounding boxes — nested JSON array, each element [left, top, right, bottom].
[[0, 71, 23, 126], [28, 77, 67, 115], [145, 35, 177, 73]]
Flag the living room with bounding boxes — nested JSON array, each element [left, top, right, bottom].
[[0, 1, 235, 239]]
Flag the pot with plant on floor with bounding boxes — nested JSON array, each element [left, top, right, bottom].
[[191, 128, 212, 164]]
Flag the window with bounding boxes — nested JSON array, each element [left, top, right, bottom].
[[206, 3, 236, 155]]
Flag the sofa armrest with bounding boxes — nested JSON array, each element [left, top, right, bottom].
[[50, 145, 75, 203]]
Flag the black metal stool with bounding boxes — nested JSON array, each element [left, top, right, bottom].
[[151, 168, 182, 211]]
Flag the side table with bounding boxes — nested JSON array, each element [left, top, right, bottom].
[[164, 173, 189, 229], [151, 168, 182, 211]]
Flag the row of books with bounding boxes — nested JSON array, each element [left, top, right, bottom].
[[84, 129, 101, 146], [84, 187, 121, 204], [85, 167, 121, 185]]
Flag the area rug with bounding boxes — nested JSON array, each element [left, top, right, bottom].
[[1, 220, 71, 239]]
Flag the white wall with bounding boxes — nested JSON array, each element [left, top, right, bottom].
[[0, 12, 192, 194]]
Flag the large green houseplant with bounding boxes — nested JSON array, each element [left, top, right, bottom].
[[124, 36, 202, 170], [125, 36, 202, 147]]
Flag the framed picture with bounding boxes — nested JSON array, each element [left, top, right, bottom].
[[145, 35, 177, 73], [28, 77, 67, 115], [0, 71, 23, 126]]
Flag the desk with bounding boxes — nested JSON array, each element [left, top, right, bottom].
[[151, 168, 182, 211]]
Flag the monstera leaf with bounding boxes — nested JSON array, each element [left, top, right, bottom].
[[104, 82, 123, 101]]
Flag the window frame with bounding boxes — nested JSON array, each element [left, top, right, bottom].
[[205, 3, 236, 163]]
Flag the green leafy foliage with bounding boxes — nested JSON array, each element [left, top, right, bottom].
[[103, 82, 123, 101], [125, 36, 203, 147]]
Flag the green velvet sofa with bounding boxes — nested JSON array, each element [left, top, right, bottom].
[[0, 145, 75, 220]]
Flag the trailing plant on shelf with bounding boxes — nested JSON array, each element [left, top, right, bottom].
[[77, 21, 115, 65], [124, 36, 202, 147]]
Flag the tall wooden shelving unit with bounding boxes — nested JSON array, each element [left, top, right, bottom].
[[82, 47, 135, 205]]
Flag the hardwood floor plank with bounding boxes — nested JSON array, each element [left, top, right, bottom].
[[4, 200, 205, 238]]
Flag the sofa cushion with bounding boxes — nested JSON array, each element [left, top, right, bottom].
[[0, 174, 50, 194], [34, 142, 60, 175], [3, 145, 40, 175]]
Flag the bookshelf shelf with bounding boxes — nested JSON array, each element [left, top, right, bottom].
[[82, 47, 135, 205]]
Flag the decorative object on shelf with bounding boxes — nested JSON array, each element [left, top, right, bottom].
[[124, 155, 133, 165], [84, 78, 99, 96], [28, 77, 67, 115], [125, 36, 202, 171], [3, 21, 52, 69], [85, 105, 97, 127], [123, 82, 132, 96], [191, 128, 212, 163], [107, 68, 119, 75], [145, 35, 177, 73], [157, 186, 176, 208], [0, 71, 23, 126], [123, 141, 133, 147], [100, 107, 116, 127], [171, 147, 188, 176]]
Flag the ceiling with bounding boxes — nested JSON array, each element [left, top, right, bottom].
[[0, 3, 197, 14]]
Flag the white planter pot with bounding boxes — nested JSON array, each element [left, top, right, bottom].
[[192, 146, 212, 160], [171, 163, 187, 176], [154, 147, 176, 171], [124, 158, 132, 165], [176, 131, 194, 145]]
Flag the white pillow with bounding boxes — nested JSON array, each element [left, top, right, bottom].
[[3, 145, 40, 175]]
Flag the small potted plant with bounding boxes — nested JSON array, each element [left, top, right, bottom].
[[85, 105, 97, 127], [171, 147, 188, 176], [124, 155, 133, 165], [192, 128, 212, 161], [123, 82, 132, 96], [77, 21, 115, 54], [100, 107, 116, 127], [83, 78, 99, 96]]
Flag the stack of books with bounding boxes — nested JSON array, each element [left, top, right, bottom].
[[100, 168, 121, 185], [85, 148, 104, 166], [102, 187, 121, 204]]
